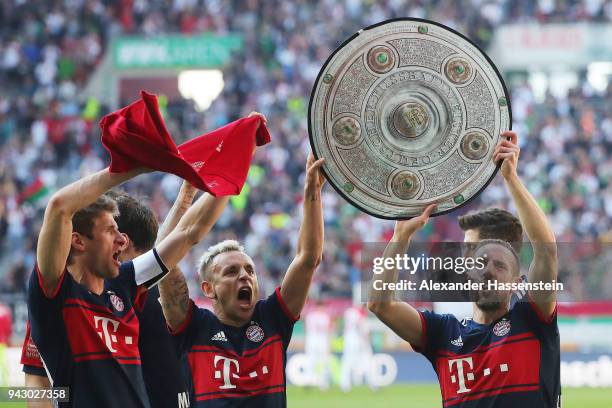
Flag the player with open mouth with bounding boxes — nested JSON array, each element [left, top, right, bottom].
[[159, 152, 326, 407]]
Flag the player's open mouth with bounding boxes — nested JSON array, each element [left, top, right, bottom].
[[237, 286, 252, 308], [112, 251, 121, 266]]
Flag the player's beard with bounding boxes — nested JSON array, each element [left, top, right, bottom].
[[471, 289, 506, 312], [475, 298, 505, 311]]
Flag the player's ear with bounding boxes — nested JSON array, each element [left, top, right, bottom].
[[201, 280, 216, 299], [71, 232, 86, 252], [120, 233, 130, 251]]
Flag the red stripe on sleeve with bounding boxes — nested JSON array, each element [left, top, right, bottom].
[[528, 299, 557, 324], [411, 309, 428, 353], [275, 286, 299, 323], [133, 286, 148, 313], [170, 299, 195, 335], [36, 264, 66, 299]]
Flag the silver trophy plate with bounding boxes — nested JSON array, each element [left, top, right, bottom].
[[309, 18, 511, 219]]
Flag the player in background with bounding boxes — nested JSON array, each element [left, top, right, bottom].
[[435, 209, 525, 319], [159, 152, 325, 407], [459, 208, 528, 303], [340, 304, 373, 392], [304, 298, 333, 390], [109, 187, 195, 408], [21, 185, 195, 408], [368, 131, 560, 407]]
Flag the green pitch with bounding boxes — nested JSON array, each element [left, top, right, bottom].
[[287, 385, 612, 407], [0, 386, 610, 407]]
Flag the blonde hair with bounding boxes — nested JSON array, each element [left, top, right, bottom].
[[198, 240, 245, 281]]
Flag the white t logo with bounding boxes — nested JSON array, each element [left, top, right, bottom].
[[448, 357, 474, 394], [94, 316, 120, 353], [214, 355, 240, 389]]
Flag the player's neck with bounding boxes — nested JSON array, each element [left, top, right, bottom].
[[215, 307, 251, 328], [472, 303, 509, 325], [68, 262, 105, 295]]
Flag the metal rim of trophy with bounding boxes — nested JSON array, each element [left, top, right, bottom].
[[308, 17, 512, 220]]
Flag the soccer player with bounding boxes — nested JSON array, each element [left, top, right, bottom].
[[435, 208, 525, 318], [28, 163, 231, 407], [458, 208, 528, 305], [340, 304, 372, 392], [368, 131, 560, 407], [21, 185, 195, 408], [159, 152, 326, 407], [304, 299, 333, 390], [108, 187, 195, 408]]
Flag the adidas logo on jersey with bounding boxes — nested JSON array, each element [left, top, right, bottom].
[[211, 331, 227, 341], [451, 335, 463, 347]]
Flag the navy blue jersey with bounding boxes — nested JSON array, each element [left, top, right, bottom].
[[416, 300, 560, 407], [138, 284, 191, 408], [27, 261, 157, 408], [173, 287, 297, 407]]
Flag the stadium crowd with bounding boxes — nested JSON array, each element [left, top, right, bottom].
[[1, 0, 611, 306]]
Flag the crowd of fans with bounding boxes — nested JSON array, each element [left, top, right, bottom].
[[1, 0, 611, 303]]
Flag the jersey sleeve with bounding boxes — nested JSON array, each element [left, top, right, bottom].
[[413, 309, 454, 358], [23, 364, 47, 377], [170, 300, 201, 357], [27, 264, 70, 351], [513, 299, 558, 339], [258, 287, 298, 346]]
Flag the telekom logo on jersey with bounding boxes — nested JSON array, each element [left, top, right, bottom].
[[437, 335, 542, 401], [94, 316, 134, 353], [448, 356, 511, 394], [213, 355, 271, 390]]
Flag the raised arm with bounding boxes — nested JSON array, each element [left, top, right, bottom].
[[280, 153, 325, 318], [156, 181, 197, 330], [155, 192, 229, 274], [37, 167, 145, 294], [367, 205, 435, 349], [157, 111, 266, 329], [494, 131, 557, 318]]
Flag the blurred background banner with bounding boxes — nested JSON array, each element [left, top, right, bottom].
[[112, 34, 243, 69], [0, 0, 611, 402], [490, 23, 612, 69]]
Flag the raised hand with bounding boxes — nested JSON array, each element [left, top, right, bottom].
[[493, 131, 520, 180], [393, 203, 436, 241], [305, 152, 326, 193], [247, 111, 267, 130]]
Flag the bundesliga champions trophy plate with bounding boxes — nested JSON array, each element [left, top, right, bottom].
[[309, 18, 511, 219]]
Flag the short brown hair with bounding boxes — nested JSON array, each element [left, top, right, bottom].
[[72, 195, 118, 239], [68, 195, 118, 263], [458, 208, 523, 253], [106, 190, 158, 253]]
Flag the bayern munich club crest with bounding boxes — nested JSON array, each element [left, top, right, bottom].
[[109, 294, 124, 312], [493, 319, 511, 337], [246, 323, 264, 342]]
